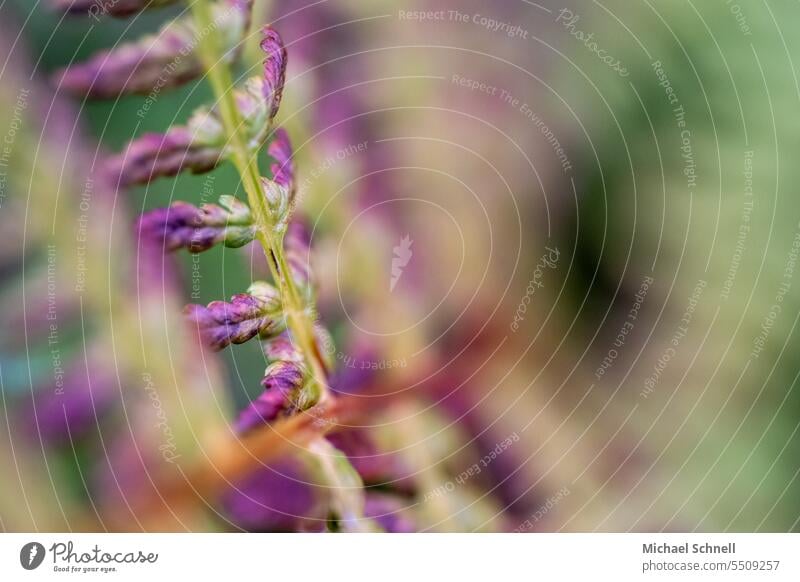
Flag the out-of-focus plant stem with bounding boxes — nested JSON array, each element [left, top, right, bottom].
[[306, 438, 375, 532], [245, 0, 271, 64], [124, 394, 372, 530]]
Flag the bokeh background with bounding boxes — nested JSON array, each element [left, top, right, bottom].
[[2, 0, 800, 531]]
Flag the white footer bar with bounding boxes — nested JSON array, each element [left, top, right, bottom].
[[1, 533, 798, 580]]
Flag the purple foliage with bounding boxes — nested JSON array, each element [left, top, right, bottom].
[[108, 127, 221, 187], [221, 458, 326, 532], [137, 197, 255, 253], [235, 361, 306, 432], [185, 288, 283, 351]]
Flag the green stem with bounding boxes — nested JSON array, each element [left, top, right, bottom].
[[245, 0, 272, 64], [189, 0, 369, 527], [189, 0, 329, 402], [306, 438, 377, 532]]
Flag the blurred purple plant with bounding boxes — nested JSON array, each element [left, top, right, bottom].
[[25, 353, 117, 444], [55, 0, 253, 98], [221, 457, 327, 532]]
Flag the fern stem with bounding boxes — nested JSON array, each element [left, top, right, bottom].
[[187, 0, 368, 527], [189, 0, 329, 402]]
